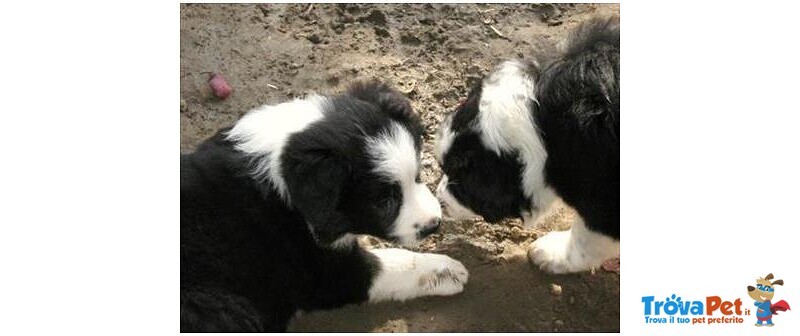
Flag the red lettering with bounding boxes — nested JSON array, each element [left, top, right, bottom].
[[706, 296, 721, 315]]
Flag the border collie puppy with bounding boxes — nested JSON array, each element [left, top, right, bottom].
[[435, 17, 619, 274], [181, 81, 468, 332]]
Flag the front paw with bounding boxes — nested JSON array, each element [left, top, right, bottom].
[[416, 253, 469, 296], [529, 218, 619, 274], [368, 248, 468, 302], [529, 230, 582, 274]]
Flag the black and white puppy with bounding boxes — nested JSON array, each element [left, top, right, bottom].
[[181, 81, 468, 332], [435, 17, 619, 274]]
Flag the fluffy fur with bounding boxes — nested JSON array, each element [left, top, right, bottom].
[[436, 17, 620, 273], [181, 81, 467, 332]]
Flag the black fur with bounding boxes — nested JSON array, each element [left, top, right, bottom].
[[450, 84, 482, 133], [181, 82, 424, 331], [439, 17, 620, 239], [536, 17, 620, 239], [442, 131, 531, 222], [346, 80, 424, 149]]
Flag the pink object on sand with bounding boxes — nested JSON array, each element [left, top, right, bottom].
[[601, 257, 620, 273], [209, 73, 232, 99]]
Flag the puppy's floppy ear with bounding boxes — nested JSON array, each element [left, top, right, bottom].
[[772, 279, 784, 286], [766, 273, 775, 280], [282, 148, 352, 245]]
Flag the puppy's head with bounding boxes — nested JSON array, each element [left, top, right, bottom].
[[435, 60, 543, 223], [280, 81, 441, 247]]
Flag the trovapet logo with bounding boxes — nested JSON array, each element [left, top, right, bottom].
[[641, 294, 745, 325], [641, 272, 792, 327]]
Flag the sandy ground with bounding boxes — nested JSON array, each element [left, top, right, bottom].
[[180, 3, 619, 332]]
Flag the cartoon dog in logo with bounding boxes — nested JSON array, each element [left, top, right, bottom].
[[747, 273, 791, 326]]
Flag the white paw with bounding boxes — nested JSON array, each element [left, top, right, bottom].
[[529, 230, 587, 274], [368, 248, 468, 303], [529, 218, 619, 274]]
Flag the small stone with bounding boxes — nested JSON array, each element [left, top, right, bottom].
[[180, 99, 187, 113], [419, 17, 434, 25], [400, 33, 422, 46], [306, 33, 322, 44], [374, 27, 390, 38], [550, 283, 562, 296], [363, 9, 388, 26], [372, 319, 408, 333]]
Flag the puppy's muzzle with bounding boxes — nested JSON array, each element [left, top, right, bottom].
[[418, 218, 441, 238]]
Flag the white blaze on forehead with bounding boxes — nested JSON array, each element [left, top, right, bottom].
[[366, 122, 420, 185], [367, 122, 441, 246], [478, 60, 550, 210], [226, 94, 328, 202]]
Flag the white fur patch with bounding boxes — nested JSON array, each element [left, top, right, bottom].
[[521, 188, 557, 228], [367, 122, 419, 185], [367, 123, 442, 246], [528, 217, 620, 274], [435, 174, 479, 221], [226, 95, 329, 202], [434, 115, 455, 163], [368, 248, 468, 302], [478, 60, 553, 214]]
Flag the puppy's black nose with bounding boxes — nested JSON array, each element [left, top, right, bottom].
[[418, 218, 441, 238]]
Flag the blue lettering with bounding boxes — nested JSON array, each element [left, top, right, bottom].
[[664, 299, 678, 315], [642, 296, 655, 315], [690, 301, 704, 315], [644, 316, 668, 323], [642, 295, 705, 316]]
